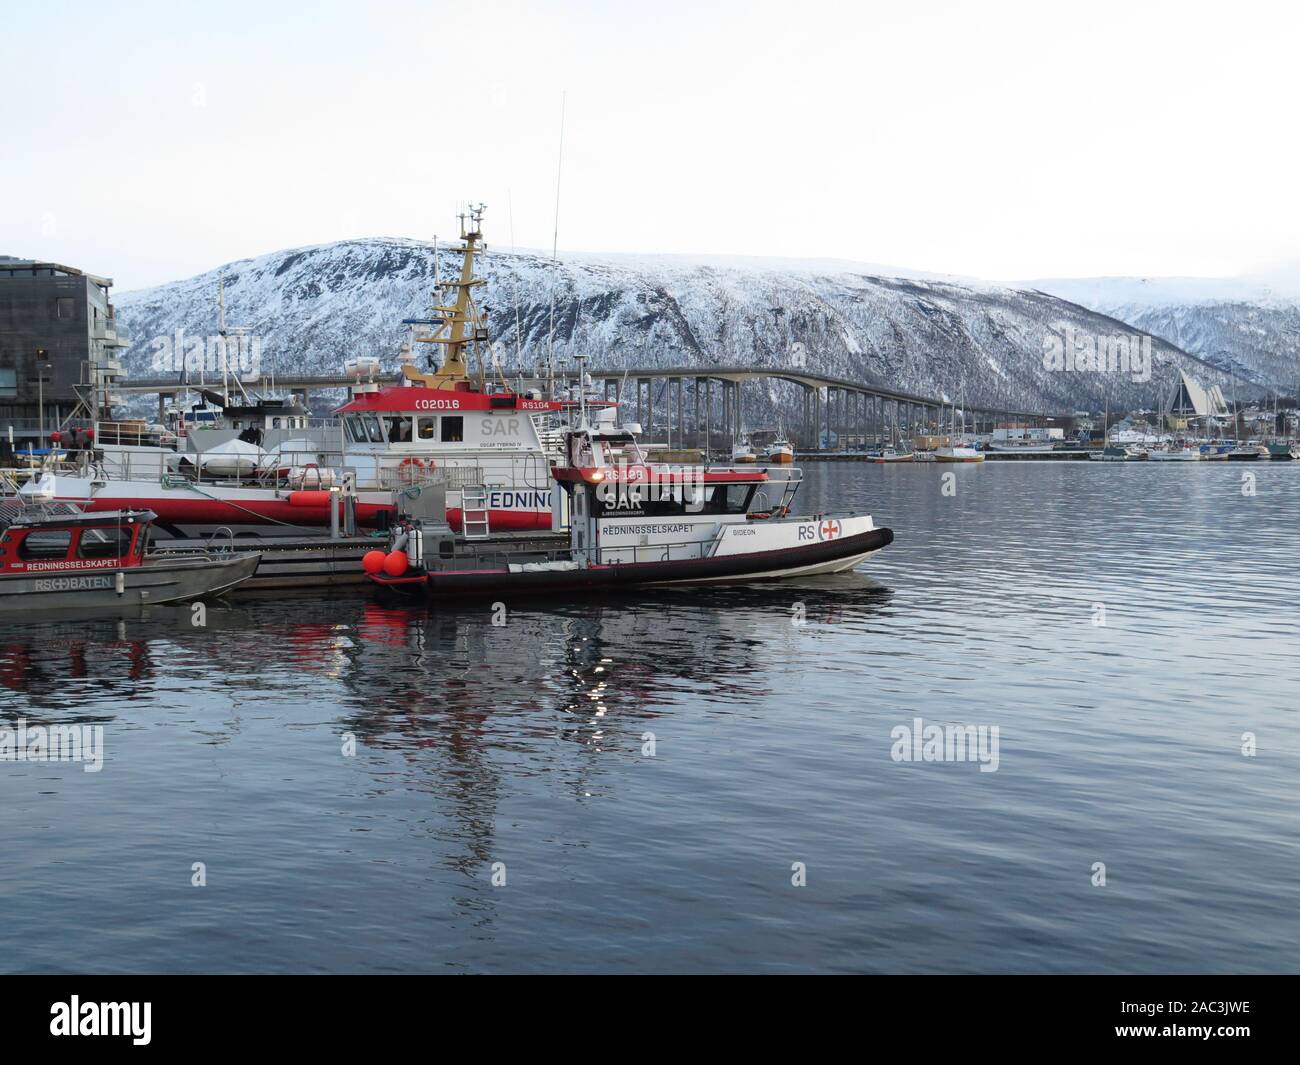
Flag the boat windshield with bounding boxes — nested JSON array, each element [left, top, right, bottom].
[[344, 414, 387, 444], [594, 483, 757, 517], [78, 527, 132, 559]]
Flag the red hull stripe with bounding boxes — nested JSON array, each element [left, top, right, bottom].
[[445, 508, 552, 533], [80, 496, 549, 533], [82, 497, 397, 528]]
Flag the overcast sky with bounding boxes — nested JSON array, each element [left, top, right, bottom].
[[3, 0, 1297, 291]]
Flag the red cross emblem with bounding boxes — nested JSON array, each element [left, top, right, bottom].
[[819, 519, 841, 541]]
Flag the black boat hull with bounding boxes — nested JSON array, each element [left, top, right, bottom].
[[370, 526, 893, 599]]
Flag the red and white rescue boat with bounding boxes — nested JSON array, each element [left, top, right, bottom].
[[365, 403, 893, 598]]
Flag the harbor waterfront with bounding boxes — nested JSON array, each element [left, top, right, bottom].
[[2, 460, 1297, 974]]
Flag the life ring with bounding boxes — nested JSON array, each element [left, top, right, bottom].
[[397, 456, 427, 483]]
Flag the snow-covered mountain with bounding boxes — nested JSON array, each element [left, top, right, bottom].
[[114, 238, 1240, 421], [1033, 268, 1300, 393]]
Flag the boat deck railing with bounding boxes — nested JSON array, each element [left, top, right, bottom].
[[96, 446, 495, 496], [96, 422, 178, 449], [596, 536, 721, 565]]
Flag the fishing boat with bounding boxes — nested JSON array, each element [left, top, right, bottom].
[[1087, 395, 1146, 461], [1147, 443, 1203, 461], [0, 508, 259, 613], [985, 440, 1056, 455], [364, 386, 893, 598], [935, 389, 984, 462], [763, 436, 795, 465], [985, 424, 1062, 454], [865, 446, 914, 463], [1089, 444, 1147, 461], [732, 435, 758, 463], [935, 443, 984, 463], [1267, 441, 1298, 460]]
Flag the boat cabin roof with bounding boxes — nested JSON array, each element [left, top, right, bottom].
[[336, 385, 575, 415], [553, 466, 768, 485]]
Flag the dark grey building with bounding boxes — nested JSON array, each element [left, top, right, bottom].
[[0, 256, 129, 443]]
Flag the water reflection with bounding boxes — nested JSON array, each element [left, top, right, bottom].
[[4, 460, 1300, 972]]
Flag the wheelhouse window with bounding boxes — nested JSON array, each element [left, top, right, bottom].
[[593, 481, 756, 517], [78, 527, 133, 559], [18, 530, 72, 560], [700, 484, 758, 515], [417, 416, 437, 440], [344, 416, 368, 444], [440, 416, 464, 443], [362, 414, 384, 443], [386, 415, 413, 443]]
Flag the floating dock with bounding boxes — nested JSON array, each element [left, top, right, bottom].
[[152, 530, 571, 590]]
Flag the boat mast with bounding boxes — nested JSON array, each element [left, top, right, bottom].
[[1230, 357, 1239, 440], [408, 204, 488, 391], [217, 273, 229, 406], [547, 93, 566, 402]]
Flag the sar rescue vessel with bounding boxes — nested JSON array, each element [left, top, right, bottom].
[[364, 367, 894, 598], [21, 205, 579, 537]]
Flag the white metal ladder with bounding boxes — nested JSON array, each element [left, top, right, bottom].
[[460, 485, 491, 539]]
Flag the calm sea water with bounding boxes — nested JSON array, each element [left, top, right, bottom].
[[2, 461, 1298, 974]]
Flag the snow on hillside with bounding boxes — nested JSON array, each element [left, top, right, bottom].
[[113, 238, 1240, 423], [1033, 267, 1300, 392]]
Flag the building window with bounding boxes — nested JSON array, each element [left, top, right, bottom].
[[55, 297, 75, 319], [0, 368, 16, 399]]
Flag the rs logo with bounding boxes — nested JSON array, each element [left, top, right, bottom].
[[818, 519, 841, 541]]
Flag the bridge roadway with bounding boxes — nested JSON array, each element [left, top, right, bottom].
[[118, 366, 1070, 448]]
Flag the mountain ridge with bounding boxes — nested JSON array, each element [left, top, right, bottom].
[[113, 238, 1248, 422]]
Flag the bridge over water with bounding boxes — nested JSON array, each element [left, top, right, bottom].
[[120, 366, 1071, 449]]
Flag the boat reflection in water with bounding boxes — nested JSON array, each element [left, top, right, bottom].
[[0, 577, 891, 947], [339, 574, 893, 752]]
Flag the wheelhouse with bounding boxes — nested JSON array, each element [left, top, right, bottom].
[[336, 386, 573, 452], [552, 407, 805, 562], [1, 510, 154, 573]]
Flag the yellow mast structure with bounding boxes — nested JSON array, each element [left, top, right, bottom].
[[403, 203, 489, 391]]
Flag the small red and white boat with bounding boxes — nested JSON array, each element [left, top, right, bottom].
[[365, 392, 893, 598], [0, 507, 259, 613]]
